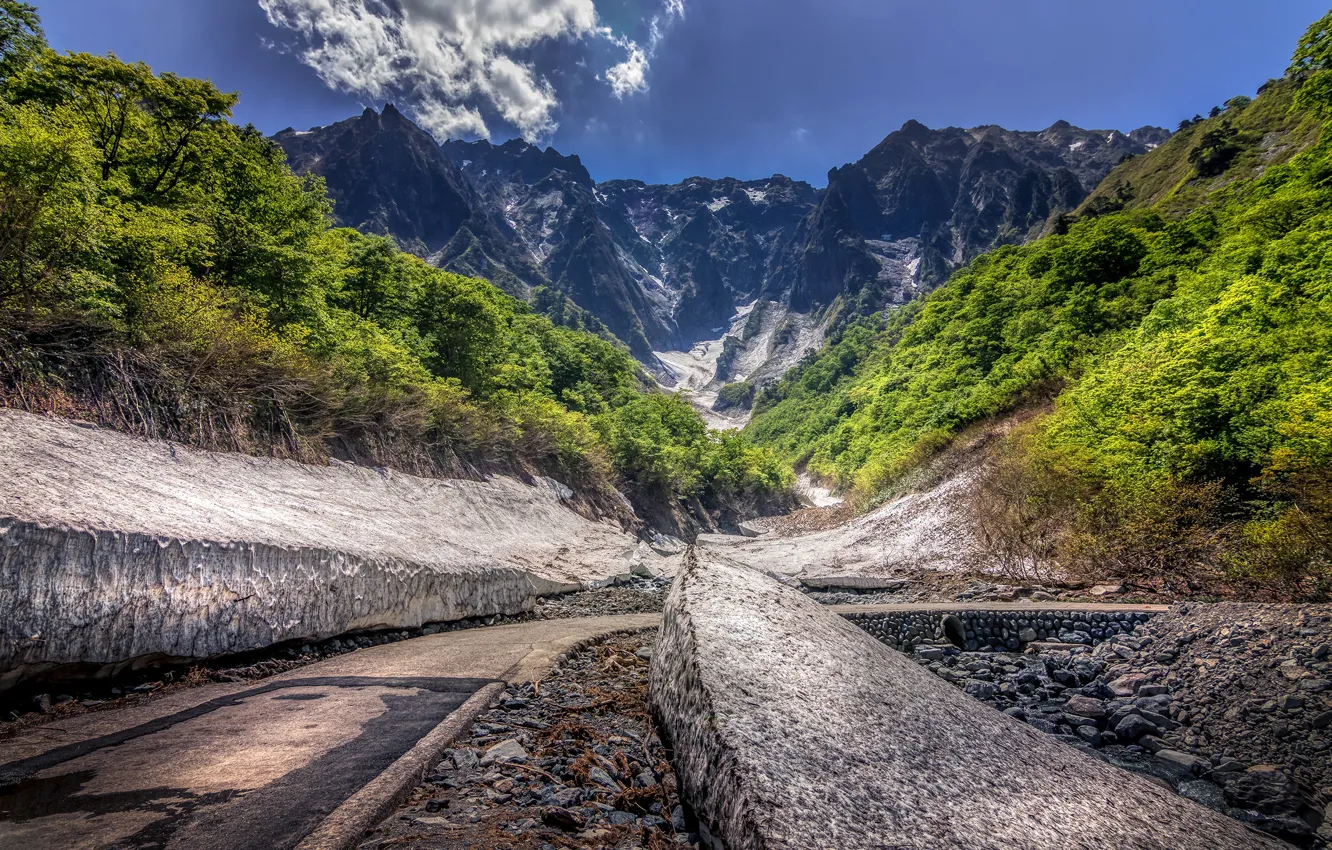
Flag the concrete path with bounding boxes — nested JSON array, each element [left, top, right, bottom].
[[0, 614, 658, 850]]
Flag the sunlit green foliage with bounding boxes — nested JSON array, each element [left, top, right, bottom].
[[748, 13, 1332, 594], [0, 5, 789, 517]]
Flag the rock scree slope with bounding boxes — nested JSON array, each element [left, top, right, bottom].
[[0, 410, 679, 689], [648, 550, 1287, 850]]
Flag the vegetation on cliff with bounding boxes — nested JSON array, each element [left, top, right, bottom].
[[748, 12, 1332, 597], [0, 2, 789, 525]]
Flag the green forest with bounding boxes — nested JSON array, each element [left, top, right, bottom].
[[0, 2, 789, 524], [747, 16, 1332, 597]]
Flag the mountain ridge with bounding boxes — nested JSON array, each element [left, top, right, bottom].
[[274, 111, 1168, 376]]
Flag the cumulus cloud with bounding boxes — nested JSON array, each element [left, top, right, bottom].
[[260, 0, 684, 138], [605, 40, 648, 98], [259, 0, 600, 139]]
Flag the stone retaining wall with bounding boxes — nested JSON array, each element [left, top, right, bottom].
[[845, 608, 1158, 652]]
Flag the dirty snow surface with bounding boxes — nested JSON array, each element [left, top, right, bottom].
[[700, 466, 982, 584], [0, 410, 671, 587], [0, 410, 679, 680]]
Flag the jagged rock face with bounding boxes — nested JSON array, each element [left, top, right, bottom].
[[769, 120, 1170, 318], [275, 110, 1166, 370], [445, 137, 820, 351], [598, 176, 820, 346], [273, 106, 543, 295]]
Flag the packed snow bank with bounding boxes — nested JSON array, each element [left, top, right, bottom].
[[0, 410, 679, 688], [700, 465, 983, 584], [649, 551, 1286, 850]]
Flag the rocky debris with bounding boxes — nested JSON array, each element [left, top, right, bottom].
[[651, 552, 1282, 850], [893, 603, 1332, 846], [534, 578, 670, 619], [359, 631, 701, 850]]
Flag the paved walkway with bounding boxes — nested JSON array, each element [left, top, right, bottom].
[[0, 614, 658, 850]]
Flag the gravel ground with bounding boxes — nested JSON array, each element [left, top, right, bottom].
[[359, 630, 699, 850], [533, 579, 669, 619], [899, 603, 1332, 846]]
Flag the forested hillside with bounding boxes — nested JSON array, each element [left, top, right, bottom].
[[0, 2, 789, 529], [747, 14, 1332, 597]]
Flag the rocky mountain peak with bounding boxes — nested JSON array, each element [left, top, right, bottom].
[[275, 107, 1167, 384]]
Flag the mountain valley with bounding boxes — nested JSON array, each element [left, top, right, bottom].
[[275, 111, 1169, 414]]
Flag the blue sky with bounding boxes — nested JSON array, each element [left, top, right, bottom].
[[36, 1, 1328, 186]]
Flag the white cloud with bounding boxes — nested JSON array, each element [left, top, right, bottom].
[[605, 40, 648, 98], [260, 0, 686, 138], [603, 1, 685, 100], [259, 0, 599, 139]]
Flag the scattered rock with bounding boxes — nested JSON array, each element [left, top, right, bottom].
[[479, 738, 529, 765]]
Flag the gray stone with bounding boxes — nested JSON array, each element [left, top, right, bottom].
[[1108, 674, 1147, 697], [587, 766, 621, 791], [1222, 766, 1307, 822], [1210, 758, 1246, 775], [1156, 750, 1209, 775], [449, 748, 479, 772], [1065, 695, 1107, 718], [480, 738, 529, 766], [964, 680, 999, 700], [1074, 725, 1102, 746], [1114, 714, 1159, 741]]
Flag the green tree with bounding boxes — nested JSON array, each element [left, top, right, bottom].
[[0, 102, 100, 313], [0, 0, 43, 86], [340, 233, 408, 320], [1189, 124, 1241, 177], [1291, 10, 1332, 116]]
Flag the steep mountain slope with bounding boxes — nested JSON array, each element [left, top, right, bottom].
[[276, 113, 1163, 385], [274, 106, 546, 297], [768, 120, 1170, 323], [745, 58, 1331, 597]]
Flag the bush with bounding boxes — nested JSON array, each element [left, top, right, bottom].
[[713, 381, 755, 411]]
